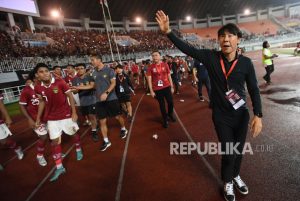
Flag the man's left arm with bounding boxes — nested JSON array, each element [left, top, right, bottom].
[[246, 60, 263, 138]]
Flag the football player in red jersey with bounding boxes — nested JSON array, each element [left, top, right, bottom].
[[19, 71, 48, 166], [34, 63, 83, 182]]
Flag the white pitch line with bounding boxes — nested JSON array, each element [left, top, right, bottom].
[[115, 94, 145, 201]]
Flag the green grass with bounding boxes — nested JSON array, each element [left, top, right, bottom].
[[271, 48, 297, 55], [5, 102, 21, 117]]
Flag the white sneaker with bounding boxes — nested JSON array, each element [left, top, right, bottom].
[[224, 182, 235, 201], [15, 147, 24, 160], [37, 155, 47, 166], [233, 175, 249, 195]]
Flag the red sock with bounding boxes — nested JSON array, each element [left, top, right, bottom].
[[37, 139, 46, 157], [51, 144, 63, 169], [73, 134, 81, 152], [5, 139, 17, 150]]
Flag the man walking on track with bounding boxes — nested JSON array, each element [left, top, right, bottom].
[[19, 71, 49, 166], [34, 63, 83, 182], [262, 41, 278, 84], [73, 55, 128, 152], [156, 10, 263, 201], [147, 51, 176, 128], [71, 63, 99, 142], [193, 59, 211, 102]]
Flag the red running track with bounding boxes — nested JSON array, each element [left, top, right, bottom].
[[0, 51, 299, 201]]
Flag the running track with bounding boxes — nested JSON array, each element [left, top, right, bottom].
[[0, 51, 299, 201]]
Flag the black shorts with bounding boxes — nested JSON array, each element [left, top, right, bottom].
[[80, 104, 96, 116], [118, 95, 131, 103], [96, 100, 122, 119]]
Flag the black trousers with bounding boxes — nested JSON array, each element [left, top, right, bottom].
[[171, 75, 179, 94], [212, 108, 250, 183], [263, 64, 274, 83], [197, 76, 211, 98], [155, 86, 174, 120]]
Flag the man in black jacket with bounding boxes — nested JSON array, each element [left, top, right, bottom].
[[115, 64, 134, 122], [156, 10, 263, 201]]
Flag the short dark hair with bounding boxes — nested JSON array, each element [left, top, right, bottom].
[[27, 70, 36, 81], [34, 63, 49, 74], [67, 64, 75, 68], [52, 66, 61, 70], [151, 50, 161, 55], [116, 64, 123, 69], [262, 41, 269, 48], [218, 23, 242, 38], [90, 54, 102, 60], [76, 63, 86, 68]]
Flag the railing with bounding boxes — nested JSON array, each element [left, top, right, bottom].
[[0, 85, 25, 104]]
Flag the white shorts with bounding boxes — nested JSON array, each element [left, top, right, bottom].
[[73, 93, 80, 106], [34, 123, 48, 136], [47, 118, 79, 140], [0, 123, 12, 140]]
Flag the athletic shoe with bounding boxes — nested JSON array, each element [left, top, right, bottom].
[[76, 149, 83, 161], [120, 129, 128, 139], [163, 119, 169, 128], [49, 167, 66, 182], [168, 115, 176, 122], [15, 147, 24, 160], [37, 155, 47, 166], [91, 131, 99, 142], [233, 175, 249, 195], [199, 96, 205, 102], [100, 141, 111, 151], [224, 182, 235, 201]]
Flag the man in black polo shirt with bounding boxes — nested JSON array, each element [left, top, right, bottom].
[[73, 55, 128, 151], [156, 11, 262, 201], [193, 59, 211, 102]]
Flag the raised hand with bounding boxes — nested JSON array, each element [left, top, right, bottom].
[[155, 10, 171, 34]]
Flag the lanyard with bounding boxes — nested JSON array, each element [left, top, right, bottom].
[[118, 74, 124, 83], [156, 63, 163, 80], [220, 56, 238, 90]]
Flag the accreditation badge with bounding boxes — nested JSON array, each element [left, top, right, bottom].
[[157, 80, 163, 87], [225, 89, 245, 110]]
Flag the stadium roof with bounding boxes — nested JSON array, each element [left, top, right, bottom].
[[38, 0, 300, 21]]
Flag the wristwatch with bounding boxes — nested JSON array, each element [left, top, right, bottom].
[[105, 91, 110, 95], [255, 112, 263, 118]]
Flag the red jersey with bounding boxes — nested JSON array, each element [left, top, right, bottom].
[[19, 84, 39, 120], [64, 74, 77, 86], [131, 65, 139, 74], [124, 65, 129, 72], [34, 77, 72, 121], [0, 93, 4, 124], [147, 62, 171, 91]]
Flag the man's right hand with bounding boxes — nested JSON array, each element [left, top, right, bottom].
[[5, 118, 12, 128], [156, 10, 171, 34], [150, 90, 156, 98]]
